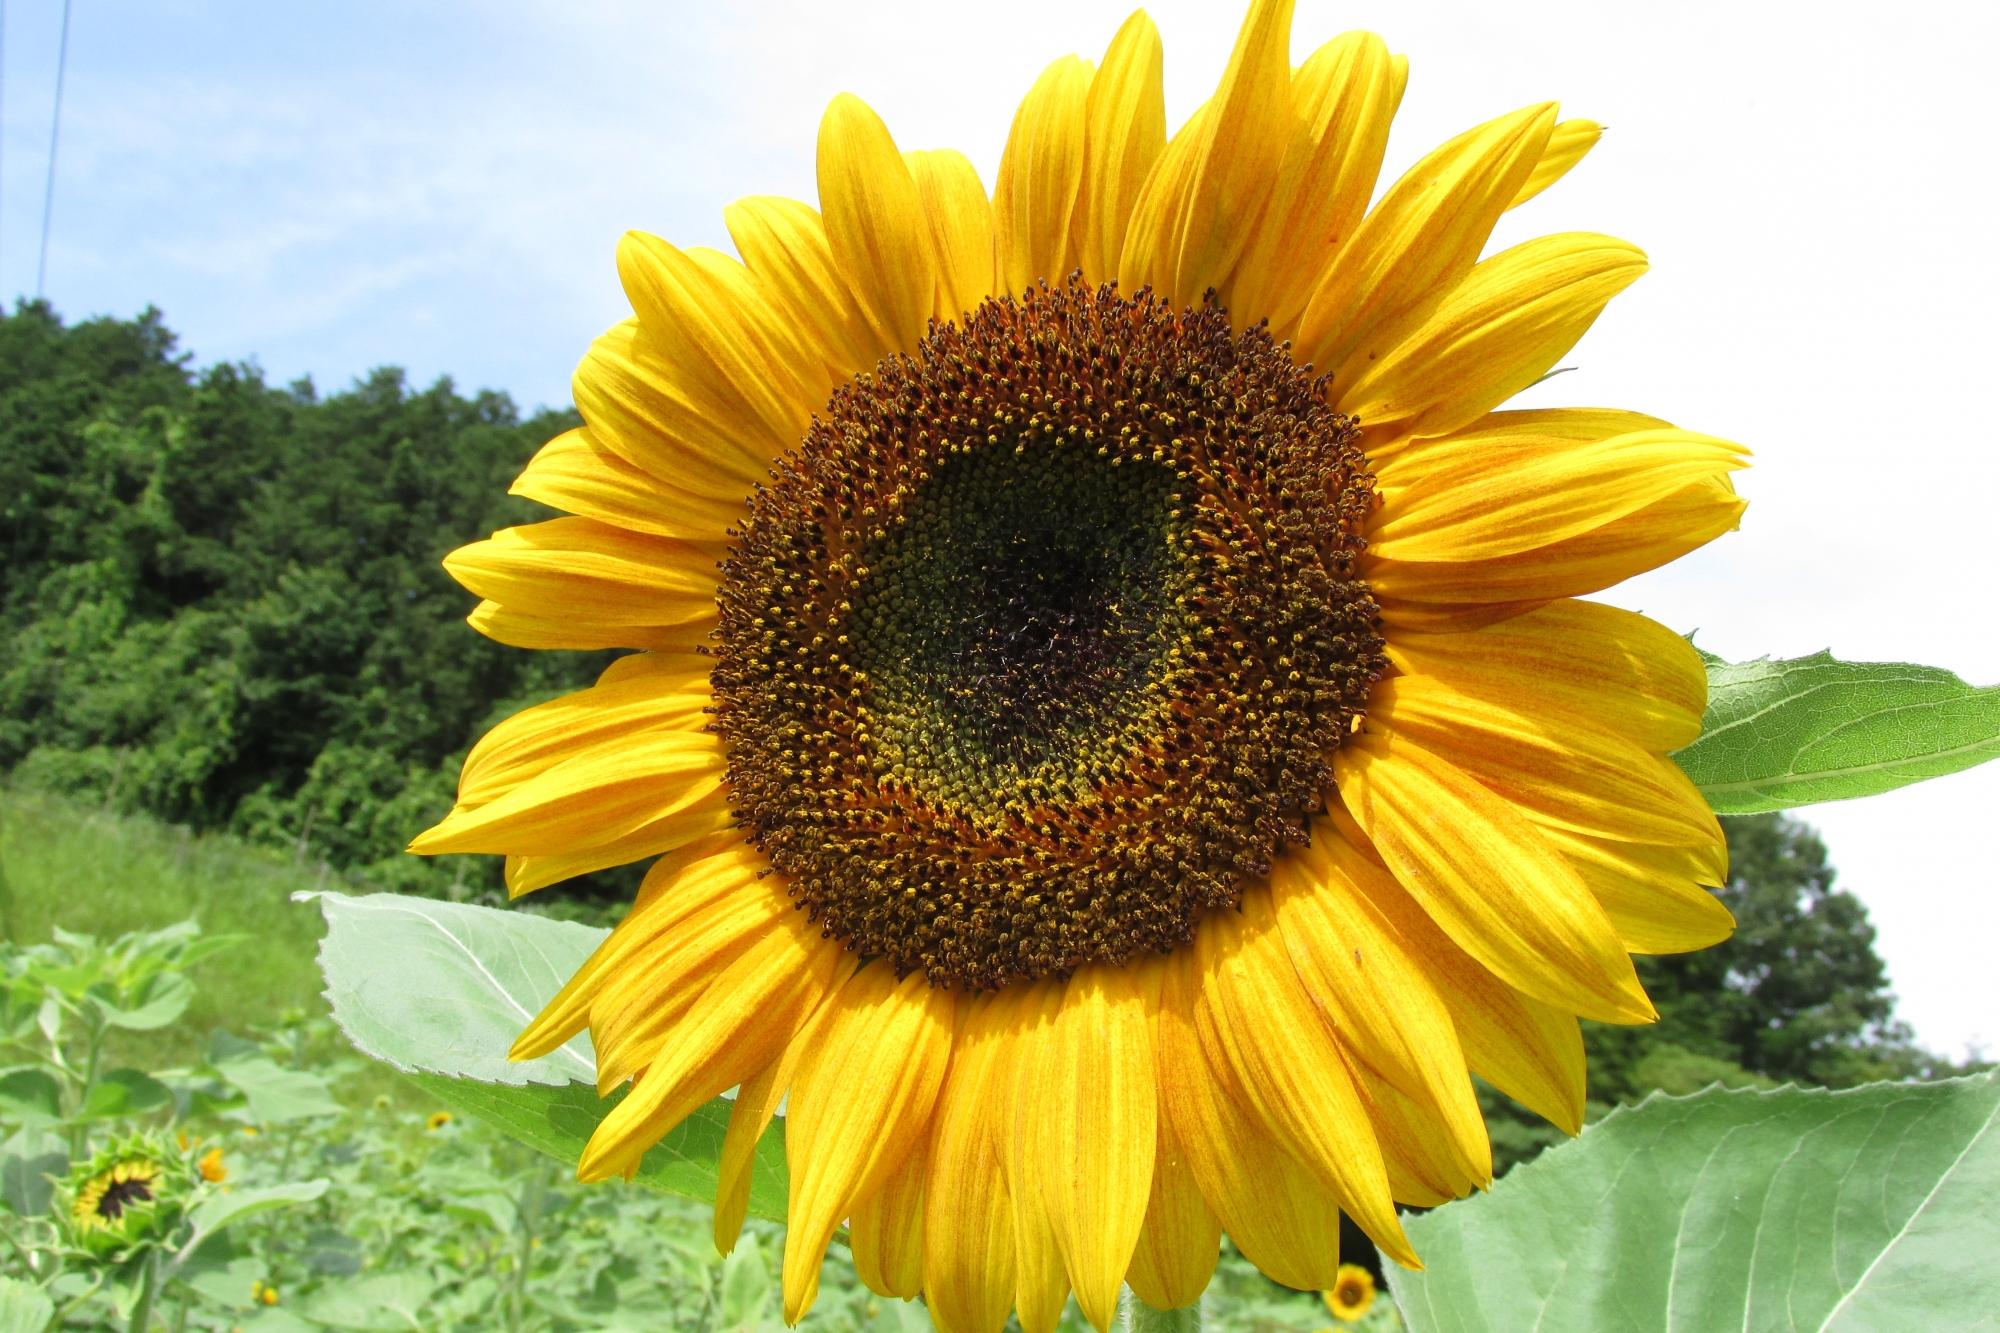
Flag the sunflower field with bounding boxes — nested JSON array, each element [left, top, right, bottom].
[[8, 0, 2000, 1328]]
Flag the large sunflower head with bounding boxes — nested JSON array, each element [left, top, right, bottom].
[[414, 3, 1746, 1329]]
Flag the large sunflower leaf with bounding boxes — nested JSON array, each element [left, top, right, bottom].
[[1674, 651, 2000, 812], [300, 891, 788, 1223], [1388, 1071, 2000, 1332]]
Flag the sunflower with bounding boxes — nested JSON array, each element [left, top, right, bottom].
[[412, 3, 1744, 1329], [1324, 1263, 1377, 1322]]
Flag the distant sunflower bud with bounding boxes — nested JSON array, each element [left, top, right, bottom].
[[62, 1134, 192, 1259]]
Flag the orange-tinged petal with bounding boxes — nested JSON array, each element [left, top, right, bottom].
[[1368, 676, 1721, 850], [1274, 837, 1492, 1188], [1341, 233, 1649, 441], [1328, 816, 1590, 1133], [725, 195, 881, 377], [1122, 1096, 1219, 1312], [818, 94, 937, 353], [994, 55, 1092, 297], [1335, 730, 1655, 1024], [924, 996, 1019, 1333], [850, 1125, 930, 1300], [1191, 892, 1417, 1267], [1296, 103, 1556, 396], [1154, 949, 1347, 1290], [782, 965, 955, 1323], [1230, 30, 1401, 334], [1011, 967, 1155, 1333], [1076, 11, 1164, 285], [579, 921, 855, 1182], [1509, 118, 1601, 210], [905, 149, 998, 322], [1384, 598, 1708, 752]]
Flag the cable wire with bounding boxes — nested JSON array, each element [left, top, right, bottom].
[[36, 0, 71, 299]]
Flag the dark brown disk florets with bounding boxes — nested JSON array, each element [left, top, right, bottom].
[[710, 278, 1383, 990]]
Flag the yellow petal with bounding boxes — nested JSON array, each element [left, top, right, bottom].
[[923, 996, 1019, 1333], [1370, 472, 1747, 608], [616, 232, 820, 457], [992, 986, 1071, 1333], [1191, 892, 1417, 1267], [409, 730, 725, 858], [570, 320, 773, 488], [456, 656, 709, 808], [1368, 676, 1721, 850], [464, 600, 692, 653], [850, 1125, 929, 1300], [905, 149, 998, 322], [714, 1058, 788, 1256], [1174, 0, 1294, 305], [1384, 598, 1708, 752], [1122, 1097, 1219, 1312], [994, 55, 1092, 296], [1341, 234, 1649, 440], [499, 802, 739, 898], [508, 835, 749, 1060], [579, 920, 855, 1183], [1011, 967, 1155, 1333], [1509, 118, 1601, 210], [1295, 102, 1556, 395], [1335, 730, 1655, 1024], [1154, 949, 1347, 1289], [510, 427, 725, 541], [1230, 30, 1401, 335], [817, 94, 936, 354], [1274, 836, 1492, 1188], [444, 517, 718, 639], [1373, 418, 1746, 561], [1540, 826, 1735, 954], [1075, 11, 1165, 285], [724, 195, 881, 377], [782, 966, 955, 1324]]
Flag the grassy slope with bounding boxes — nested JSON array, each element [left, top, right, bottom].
[[0, 787, 345, 1061]]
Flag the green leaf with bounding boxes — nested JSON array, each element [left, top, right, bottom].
[[297, 1270, 440, 1331], [408, 1073, 791, 1226], [92, 971, 194, 1030], [214, 1056, 342, 1123], [718, 1232, 774, 1331], [175, 1181, 331, 1267], [0, 1068, 63, 1126], [0, 1276, 55, 1333], [76, 1068, 174, 1120], [0, 1128, 65, 1216], [1388, 1071, 2000, 1331], [300, 890, 603, 1086], [1676, 652, 2000, 812]]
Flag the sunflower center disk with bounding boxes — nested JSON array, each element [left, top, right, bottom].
[[713, 279, 1385, 989]]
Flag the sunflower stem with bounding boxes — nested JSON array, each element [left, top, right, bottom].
[[1120, 1287, 1201, 1333]]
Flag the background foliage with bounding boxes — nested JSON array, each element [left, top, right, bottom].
[[0, 301, 601, 897]]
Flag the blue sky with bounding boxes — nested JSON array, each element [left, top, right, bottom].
[[6, 0, 1998, 1058]]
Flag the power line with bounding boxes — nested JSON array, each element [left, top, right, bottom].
[[36, 0, 70, 299]]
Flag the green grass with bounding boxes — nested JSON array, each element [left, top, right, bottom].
[[0, 787, 350, 1063]]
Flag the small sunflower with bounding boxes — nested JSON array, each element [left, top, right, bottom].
[[1324, 1264, 1377, 1322], [198, 1145, 229, 1183], [64, 1137, 190, 1258], [427, 1110, 454, 1132], [415, 3, 1743, 1329]]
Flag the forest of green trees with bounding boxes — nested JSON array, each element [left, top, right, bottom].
[[0, 300, 1966, 1133]]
